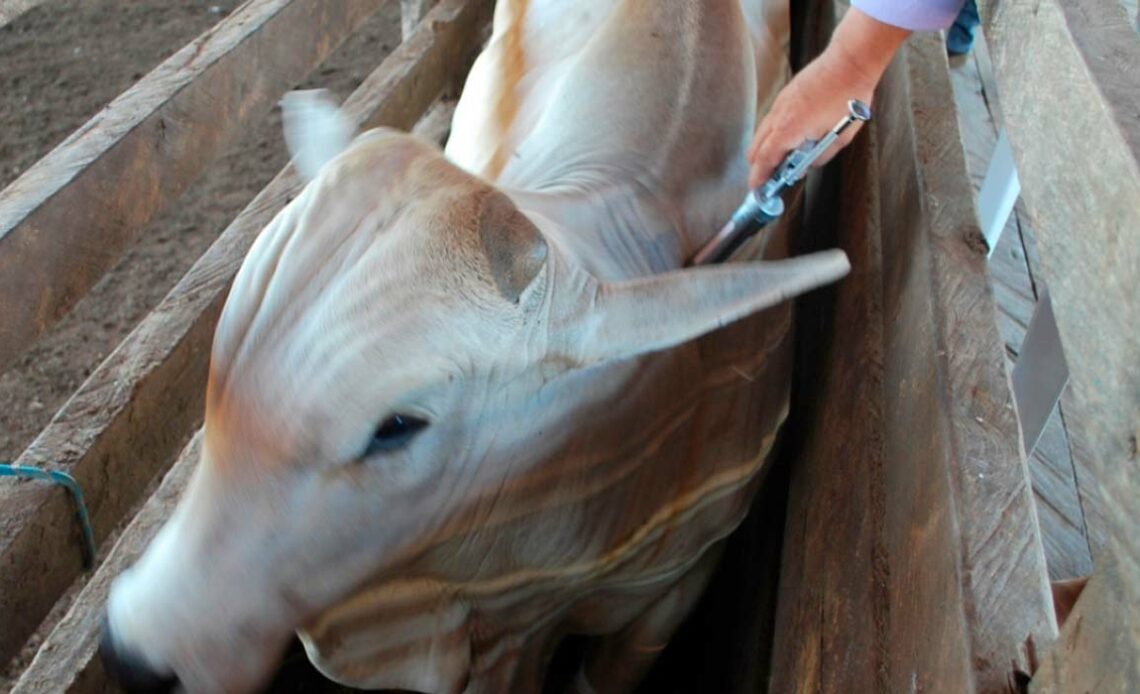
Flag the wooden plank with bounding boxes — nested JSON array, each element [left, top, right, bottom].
[[770, 113, 889, 692], [1058, 396, 1110, 559], [1013, 216, 1110, 561], [0, 0, 49, 29], [11, 435, 201, 694], [875, 31, 1056, 690], [980, 0, 1140, 681], [411, 97, 457, 146], [1028, 408, 1094, 581], [401, 0, 437, 39], [0, 0, 384, 373], [1031, 549, 1140, 691], [948, 43, 1094, 582], [773, 11, 1056, 689], [0, 0, 494, 667]]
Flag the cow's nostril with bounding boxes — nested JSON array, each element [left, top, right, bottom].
[[99, 613, 179, 694]]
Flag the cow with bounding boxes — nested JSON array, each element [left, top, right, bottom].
[[101, 1, 849, 691]]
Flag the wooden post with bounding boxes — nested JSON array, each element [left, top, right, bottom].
[[978, 0, 1140, 686]]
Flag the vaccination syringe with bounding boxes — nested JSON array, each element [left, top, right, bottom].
[[689, 99, 872, 266]]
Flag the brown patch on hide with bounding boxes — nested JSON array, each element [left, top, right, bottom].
[[477, 190, 547, 303], [485, 0, 529, 179]]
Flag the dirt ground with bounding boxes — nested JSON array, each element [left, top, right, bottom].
[[0, 0, 403, 461]]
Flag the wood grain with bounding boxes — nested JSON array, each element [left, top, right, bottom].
[[0, 0, 382, 373], [878, 32, 1056, 690], [0, 0, 493, 668], [10, 435, 201, 694], [400, 0, 436, 39], [1030, 551, 1140, 692], [980, 0, 1140, 684], [771, 14, 1057, 689], [948, 36, 1094, 582], [770, 110, 889, 693], [0, 0, 49, 29]]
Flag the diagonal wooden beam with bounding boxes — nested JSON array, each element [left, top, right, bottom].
[[0, 0, 50, 30], [0, 0, 384, 373]]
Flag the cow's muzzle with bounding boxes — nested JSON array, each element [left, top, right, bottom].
[[100, 612, 179, 694]]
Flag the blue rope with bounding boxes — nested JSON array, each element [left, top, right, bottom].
[[0, 462, 97, 569]]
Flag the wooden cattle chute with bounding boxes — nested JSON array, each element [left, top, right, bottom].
[[979, 0, 1140, 688], [769, 1, 1056, 690], [0, 0, 1132, 692], [770, 0, 1139, 691]]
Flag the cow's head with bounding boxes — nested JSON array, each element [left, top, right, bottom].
[[101, 92, 848, 692]]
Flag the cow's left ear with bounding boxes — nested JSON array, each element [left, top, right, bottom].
[[280, 90, 355, 182], [560, 250, 850, 366]]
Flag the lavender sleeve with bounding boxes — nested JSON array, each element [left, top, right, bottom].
[[851, 0, 966, 31]]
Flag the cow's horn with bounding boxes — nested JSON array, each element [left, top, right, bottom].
[[478, 191, 548, 304]]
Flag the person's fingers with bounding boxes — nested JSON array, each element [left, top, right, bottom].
[[747, 114, 774, 161], [747, 126, 775, 186], [750, 127, 805, 187], [748, 162, 764, 189]]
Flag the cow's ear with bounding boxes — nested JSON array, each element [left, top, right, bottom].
[[563, 250, 850, 366], [280, 90, 355, 182]]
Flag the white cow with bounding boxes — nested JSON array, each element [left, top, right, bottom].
[[102, 1, 848, 692]]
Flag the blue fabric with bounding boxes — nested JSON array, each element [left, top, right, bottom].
[[852, 0, 965, 31], [947, 0, 981, 55]]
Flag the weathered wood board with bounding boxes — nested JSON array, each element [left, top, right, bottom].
[[0, 0, 48, 29], [948, 36, 1095, 582], [878, 32, 1055, 690], [10, 435, 201, 694], [1031, 551, 1140, 691], [0, 0, 383, 373], [771, 12, 1058, 690], [979, 0, 1140, 686], [770, 114, 889, 693], [0, 0, 493, 667]]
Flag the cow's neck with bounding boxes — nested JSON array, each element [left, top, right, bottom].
[[505, 159, 748, 282], [448, 0, 766, 280], [505, 186, 680, 281]]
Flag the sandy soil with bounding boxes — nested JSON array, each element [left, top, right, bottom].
[[0, 0, 402, 462]]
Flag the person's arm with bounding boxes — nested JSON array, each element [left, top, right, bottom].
[[747, 3, 962, 187]]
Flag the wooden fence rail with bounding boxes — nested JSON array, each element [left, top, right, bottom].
[[0, 0, 383, 373], [771, 2, 1057, 690], [0, 0, 49, 30], [979, 0, 1140, 688]]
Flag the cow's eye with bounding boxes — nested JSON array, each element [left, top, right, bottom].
[[363, 414, 429, 457]]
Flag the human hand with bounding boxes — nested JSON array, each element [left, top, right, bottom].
[[746, 52, 875, 187], [746, 8, 910, 188]]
